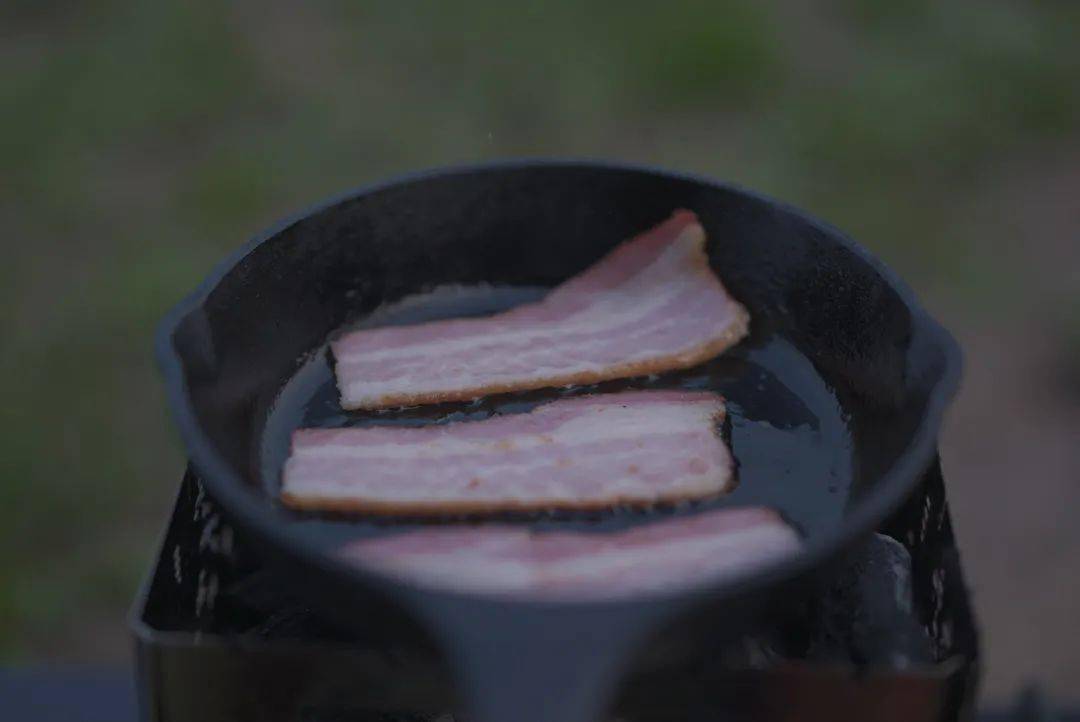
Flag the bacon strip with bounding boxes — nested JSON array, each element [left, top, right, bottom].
[[281, 391, 733, 514], [340, 507, 800, 599], [333, 210, 749, 410]]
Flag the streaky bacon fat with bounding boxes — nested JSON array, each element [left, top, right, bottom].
[[281, 390, 733, 514], [332, 210, 749, 410], [340, 506, 800, 599]]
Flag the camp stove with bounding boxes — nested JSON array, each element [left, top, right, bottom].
[[131, 455, 977, 722]]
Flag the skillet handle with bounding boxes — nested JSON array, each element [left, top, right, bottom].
[[433, 600, 658, 722]]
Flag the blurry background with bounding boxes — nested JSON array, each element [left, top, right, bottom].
[[2, 0, 1077, 706]]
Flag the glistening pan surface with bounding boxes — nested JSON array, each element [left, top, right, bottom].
[[261, 284, 854, 549]]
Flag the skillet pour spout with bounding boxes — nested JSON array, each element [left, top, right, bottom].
[[156, 160, 962, 722]]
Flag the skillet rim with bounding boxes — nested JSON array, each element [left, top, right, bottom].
[[154, 158, 963, 618]]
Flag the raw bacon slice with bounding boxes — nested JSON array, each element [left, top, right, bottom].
[[340, 507, 800, 599], [332, 210, 749, 410], [281, 390, 733, 514]]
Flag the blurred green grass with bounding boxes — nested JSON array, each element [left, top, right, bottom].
[[1, 0, 1078, 660]]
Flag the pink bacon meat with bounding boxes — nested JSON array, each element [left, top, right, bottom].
[[332, 210, 749, 410], [340, 507, 800, 599], [281, 390, 733, 514]]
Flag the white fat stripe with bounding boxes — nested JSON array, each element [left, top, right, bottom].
[[336, 231, 703, 364], [286, 452, 727, 499], [288, 470, 722, 503], [338, 298, 736, 403], [337, 280, 688, 366], [291, 403, 719, 460], [537, 525, 798, 581], [339, 333, 725, 400]]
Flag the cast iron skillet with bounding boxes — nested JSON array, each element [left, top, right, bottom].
[[156, 161, 961, 722]]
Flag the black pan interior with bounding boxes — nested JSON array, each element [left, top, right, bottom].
[[260, 284, 852, 547], [166, 162, 955, 606]]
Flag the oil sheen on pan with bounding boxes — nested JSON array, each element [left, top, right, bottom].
[[262, 281, 854, 550]]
